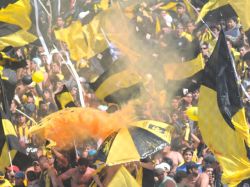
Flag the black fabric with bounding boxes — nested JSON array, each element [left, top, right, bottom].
[[128, 127, 167, 159], [0, 22, 20, 37], [202, 31, 242, 130], [104, 83, 142, 105], [0, 0, 19, 9], [95, 131, 118, 163], [89, 59, 126, 91], [200, 4, 237, 24]]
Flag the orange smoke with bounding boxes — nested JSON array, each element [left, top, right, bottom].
[[29, 107, 135, 149]]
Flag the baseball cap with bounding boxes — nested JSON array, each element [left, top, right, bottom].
[[176, 2, 186, 8]]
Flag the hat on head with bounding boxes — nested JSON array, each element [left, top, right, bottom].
[[6, 165, 20, 172], [15, 171, 25, 179], [155, 162, 171, 172]]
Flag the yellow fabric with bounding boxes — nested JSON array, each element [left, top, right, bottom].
[[159, 2, 177, 11], [55, 21, 88, 61], [16, 125, 30, 140], [181, 32, 193, 42], [164, 53, 204, 80], [2, 119, 17, 136], [184, 122, 190, 141], [106, 128, 140, 166], [155, 16, 161, 34], [95, 69, 141, 101], [135, 166, 143, 186], [132, 120, 173, 144], [0, 0, 31, 30], [198, 86, 250, 186], [0, 143, 16, 171], [183, 0, 196, 20], [82, 12, 108, 59], [98, 0, 110, 10], [108, 166, 140, 187], [197, 0, 250, 32], [0, 29, 37, 50], [0, 179, 12, 187], [56, 92, 74, 109]]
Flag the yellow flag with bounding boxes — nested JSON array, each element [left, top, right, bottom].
[[82, 12, 108, 59], [0, 0, 32, 30], [108, 166, 140, 187], [164, 53, 204, 80], [55, 21, 88, 61], [0, 29, 37, 50]]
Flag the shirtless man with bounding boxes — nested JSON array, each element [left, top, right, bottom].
[[59, 157, 95, 187], [163, 145, 184, 172], [186, 162, 209, 187]]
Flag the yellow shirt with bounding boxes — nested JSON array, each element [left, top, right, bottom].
[[0, 179, 12, 187]]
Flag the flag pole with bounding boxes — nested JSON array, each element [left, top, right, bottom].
[[0, 74, 14, 174], [184, 0, 217, 38], [52, 45, 86, 107], [16, 109, 38, 125]]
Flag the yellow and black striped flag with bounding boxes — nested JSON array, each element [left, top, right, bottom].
[[164, 40, 204, 96], [198, 31, 250, 186], [0, 78, 32, 171], [90, 60, 142, 104], [54, 85, 76, 110], [197, 0, 250, 41], [0, 0, 37, 50]]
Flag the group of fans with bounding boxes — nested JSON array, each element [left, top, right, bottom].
[[0, 0, 250, 187]]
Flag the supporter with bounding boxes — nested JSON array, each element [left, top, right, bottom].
[[154, 163, 177, 187], [38, 156, 59, 187], [59, 157, 95, 187], [14, 171, 26, 187], [0, 171, 12, 187], [186, 161, 209, 186]]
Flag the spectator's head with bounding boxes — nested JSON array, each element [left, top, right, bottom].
[[18, 114, 27, 125], [38, 156, 50, 170], [171, 97, 180, 110], [210, 24, 220, 37], [10, 99, 20, 112], [14, 171, 25, 186], [51, 61, 61, 74], [77, 157, 89, 174], [184, 92, 193, 105], [174, 171, 188, 184], [243, 51, 250, 67], [176, 2, 186, 16], [154, 167, 166, 182], [0, 171, 5, 184], [203, 164, 214, 177], [43, 89, 52, 101], [201, 42, 210, 58], [26, 170, 38, 183], [186, 21, 195, 34], [226, 17, 237, 30], [56, 16, 64, 28], [183, 148, 193, 163], [239, 45, 249, 58], [176, 23, 184, 37], [186, 161, 199, 176]]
